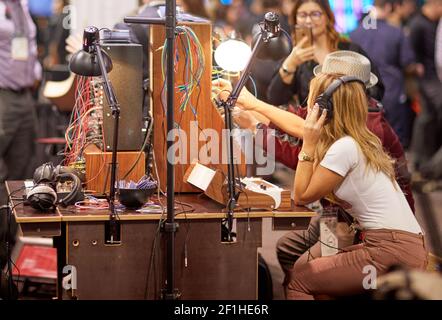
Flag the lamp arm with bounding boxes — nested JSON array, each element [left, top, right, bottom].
[[123, 17, 166, 25], [94, 43, 120, 115], [226, 33, 265, 108], [94, 42, 120, 217], [218, 31, 268, 241]]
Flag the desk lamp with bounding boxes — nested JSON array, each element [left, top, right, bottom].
[[214, 12, 292, 241], [69, 26, 121, 244]]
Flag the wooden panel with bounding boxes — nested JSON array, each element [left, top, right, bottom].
[[19, 222, 61, 237], [272, 216, 312, 231], [150, 22, 246, 193], [66, 221, 157, 300], [65, 218, 261, 300], [84, 145, 145, 193], [172, 218, 262, 300]]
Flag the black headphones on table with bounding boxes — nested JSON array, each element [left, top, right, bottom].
[[315, 75, 365, 121], [27, 163, 83, 211]]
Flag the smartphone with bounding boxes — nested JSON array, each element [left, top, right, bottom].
[[294, 25, 313, 49]]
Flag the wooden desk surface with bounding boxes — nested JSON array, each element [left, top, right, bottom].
[[6, 181, 315, 224]]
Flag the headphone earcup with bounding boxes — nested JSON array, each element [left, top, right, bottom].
[[27, 184, 58, 211], [56, 173, 82, 207], [315, 94, 333, 121], [33, 162, 56, 184]]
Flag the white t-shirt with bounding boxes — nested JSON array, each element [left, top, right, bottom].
[[320, 136, 422, 234]]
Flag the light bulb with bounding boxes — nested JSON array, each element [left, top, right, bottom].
[[214, 39, 251, 73]]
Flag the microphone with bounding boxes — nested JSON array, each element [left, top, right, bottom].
[[263, 12, 281, 39], [82, 26, 99, 53]]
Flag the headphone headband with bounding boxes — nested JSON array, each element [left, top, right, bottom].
[[321, 76, 365, 101], [315, 75, 366, 122]]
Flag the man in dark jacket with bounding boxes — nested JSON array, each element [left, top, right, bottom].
[[350, 0, 418, 149], [408, 0, 442, 179]]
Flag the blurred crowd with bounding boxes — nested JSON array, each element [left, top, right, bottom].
[[14, 0, 442, 181], [201, 0, 442, 183]]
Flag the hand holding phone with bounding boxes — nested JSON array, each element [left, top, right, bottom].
[[294, 25, 313, 49]]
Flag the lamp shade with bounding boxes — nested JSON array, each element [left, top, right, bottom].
[[214, 39, 252, 73], [251, 25, 292, 61], [69, 48, 113, 77]]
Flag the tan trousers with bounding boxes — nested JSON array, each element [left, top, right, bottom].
[[287, 229, 428, 300]]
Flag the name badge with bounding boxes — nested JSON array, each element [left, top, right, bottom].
[[0, 2, 6, 21], [11, 37, 29, 61]]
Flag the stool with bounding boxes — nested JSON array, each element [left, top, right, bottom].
[[36, 137, 66, 158], [11, 238, 57, 299]]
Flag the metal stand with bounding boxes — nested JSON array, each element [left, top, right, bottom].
[[217, 14, 280, 240], [92, 43, 121, 240], [0, 205, 17, 300], [124, 0, 180, 300]]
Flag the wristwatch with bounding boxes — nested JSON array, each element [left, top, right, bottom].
[[281, 64, 295, 75], [298, 151, 314, 163]]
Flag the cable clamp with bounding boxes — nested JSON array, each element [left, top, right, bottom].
[[162, 221, 179, 233]]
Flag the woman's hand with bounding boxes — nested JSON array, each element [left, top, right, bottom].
[[232, 108, 259, 131], [212, 78, 258, 111], [302, 104, 327, 148], [284, 37, 315, 71]]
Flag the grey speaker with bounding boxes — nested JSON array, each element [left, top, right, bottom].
[[101, 43, 143, 151]]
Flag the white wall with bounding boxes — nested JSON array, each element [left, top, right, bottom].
[[69, 0, 139, 33]]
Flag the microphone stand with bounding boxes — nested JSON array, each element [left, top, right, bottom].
[[217, 18, 279, 241], [124, 0, 179, 300]]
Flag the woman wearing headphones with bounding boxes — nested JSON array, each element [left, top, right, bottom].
[[286, 69, 427, 299], [267, 0, 385, 106]]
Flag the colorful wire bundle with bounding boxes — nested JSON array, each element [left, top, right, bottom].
[[63, 77, 104, 166], [161, 26, 205, 113]]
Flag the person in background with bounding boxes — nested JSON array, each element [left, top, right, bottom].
[[0, 0, 41, 269], [350, 0, 419, 149], [180, 0, 212, 19], [388, 0, 417, 28], [266, 0, 385, 107], [217, 0, 258, 39], [408, 0, 442, 180], [250, 0, 290, 39], [44, 0, 70, 67], [436, 17, 442, 82], [281, 0, 295, 18]]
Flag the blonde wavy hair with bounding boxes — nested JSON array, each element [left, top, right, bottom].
[[307, 73, 396, 182]]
